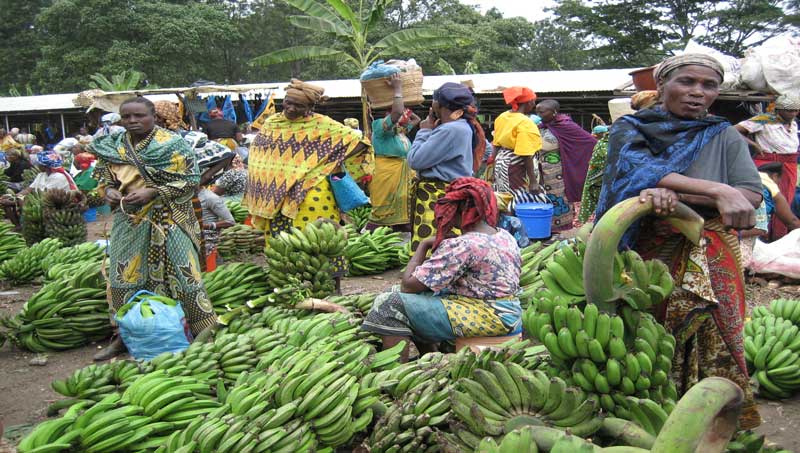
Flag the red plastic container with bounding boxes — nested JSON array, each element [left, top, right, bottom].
[[630, 66, 657, 91]]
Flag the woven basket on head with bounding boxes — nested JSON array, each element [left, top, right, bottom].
[[362, 68, 424, 109]]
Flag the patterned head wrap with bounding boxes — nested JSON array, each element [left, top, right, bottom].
[[155, 101, 188, 131], [502, 86, 537, 111], [101, 112, 121, 124], [343, 118, 360, 129], [38, 151, 64, 168], [630, 90, 659, 110], [285, 79, 328, 106], [653, 53, 724, 83], [432, 177, 498, 250], [775, 94, 800, 110]]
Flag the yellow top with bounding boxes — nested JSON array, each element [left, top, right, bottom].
[[492, 111, 542, 156], [760, 172, 780, 197]]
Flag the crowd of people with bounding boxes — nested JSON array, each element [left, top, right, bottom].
[[3, 53, 800, 429]]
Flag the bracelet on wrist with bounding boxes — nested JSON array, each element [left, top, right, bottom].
[[393, 95, 403, 99]]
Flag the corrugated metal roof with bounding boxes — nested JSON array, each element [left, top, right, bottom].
[[0, 68, 637, 114]]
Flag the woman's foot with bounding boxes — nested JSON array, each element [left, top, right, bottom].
[[93, 337, 127, 361]]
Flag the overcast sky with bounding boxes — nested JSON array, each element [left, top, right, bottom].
[[459, 0, 555, 21]]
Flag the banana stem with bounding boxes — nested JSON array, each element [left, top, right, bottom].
[[599, 417, 656, 449], [583, 197, 704, 312], [294, 298, 350, 314], [651, 377, 743, 453]]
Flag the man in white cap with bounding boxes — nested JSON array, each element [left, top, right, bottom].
[[736, 93, 800, 239]]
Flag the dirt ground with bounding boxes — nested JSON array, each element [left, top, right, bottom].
[[1, 216, 799, 450]]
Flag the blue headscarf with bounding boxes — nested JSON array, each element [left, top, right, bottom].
[[594, 107, 730, 248], [38, 151, 64, 168]]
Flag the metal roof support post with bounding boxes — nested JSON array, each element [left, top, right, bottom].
[[60, 113, 66, 140], [3, 115, 8, 130]]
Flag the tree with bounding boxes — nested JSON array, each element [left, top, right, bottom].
[[0, 0, 49, 94], [551, 0, 786, 67], [250, 0, 462, 72], [31, 0, 241, 93]]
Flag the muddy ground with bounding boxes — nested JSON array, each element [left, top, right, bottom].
[[1, 215, 799, 450]]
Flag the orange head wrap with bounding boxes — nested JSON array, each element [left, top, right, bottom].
[[502, 86, 537, 111]]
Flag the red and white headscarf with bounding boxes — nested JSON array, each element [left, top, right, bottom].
[[432, 177, 498, 250]]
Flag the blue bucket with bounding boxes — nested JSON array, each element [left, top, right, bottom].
[[515, 202, 553, 239], [83, 207, 97, 223]]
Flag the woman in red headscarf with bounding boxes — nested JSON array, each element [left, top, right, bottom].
[[491, 87, 541, 192], [361, 177, 523, 362]]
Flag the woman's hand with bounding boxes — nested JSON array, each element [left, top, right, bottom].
[[388, 73, 403, 94], [105, 188, 123, 207], [420, 108, 438, 130], [712, 185, 756, 230], [122, 188, 158, 205], [640, 188, 678, 216], [417, 237, 436, 253]]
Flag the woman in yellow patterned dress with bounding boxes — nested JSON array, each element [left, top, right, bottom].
[[89, 97, 214, 360], [245, 79, 373, 280]]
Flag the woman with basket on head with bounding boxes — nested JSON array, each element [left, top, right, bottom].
[[366, 73, 421, 231], [89, 97, 215, 360], [244, 79, 373, 286], [406, 82, 486, 253]]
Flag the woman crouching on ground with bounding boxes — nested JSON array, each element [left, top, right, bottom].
[[362, 177, 522, 362]]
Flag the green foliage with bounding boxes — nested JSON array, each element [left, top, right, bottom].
[[88, 70, 147, 92], [250, 0, 463, 72]]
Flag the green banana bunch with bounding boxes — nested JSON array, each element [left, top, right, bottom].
[[367, 377, 451, 452], [264, 220, 347, 299], [22, 166, 40, 188], [475, 425, 541, 453], [202, 262, 271, 314], [523, 289, 678, 426], [0, 236, 62, 283], [616, 251, 675, 311], [326, 293, 378, 315], [85, 190, 105, 208], [753, 299, 800, 326], [448, 359, 603, 449], [216, 224, 265, 259], [744, 308, 800, 399], [0, 259, 109, 352], [538, 240, 587, 302], [345, 226, 405, 276], [21, 190, 45, 245], [224, 200, 249, 223], [42, 189, 88, 247], [448, 338, 547, 381], [16, 399, 91, 453], [0, 221, 26, 264], [40, 241, 104, 273], [345, 205, 372, 231]]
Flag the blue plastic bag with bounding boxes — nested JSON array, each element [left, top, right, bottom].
[[329, 170, 369, 213], [115, 290, 191, 361], [360, 60, 401, 81]]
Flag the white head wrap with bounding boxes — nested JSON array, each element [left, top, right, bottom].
[[775, 94, 800, 111]]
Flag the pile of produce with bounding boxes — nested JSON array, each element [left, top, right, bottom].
[[0, 259, 109, 351], [225, 200, 248, 223], [202, 262, 271, 314], [0, 221, 27, 264], [216, 224, 264, 259], [21, 190, 45, 245], [40, 242, 105, 273], [0, 237, 63, 283], [745, 299, 800, 399], [263, 220, 347, 298], [345, 226, 405, 276], [13, 197, 785, 453], [345, 205, 371, 231], [42, 189, 87, 246]]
